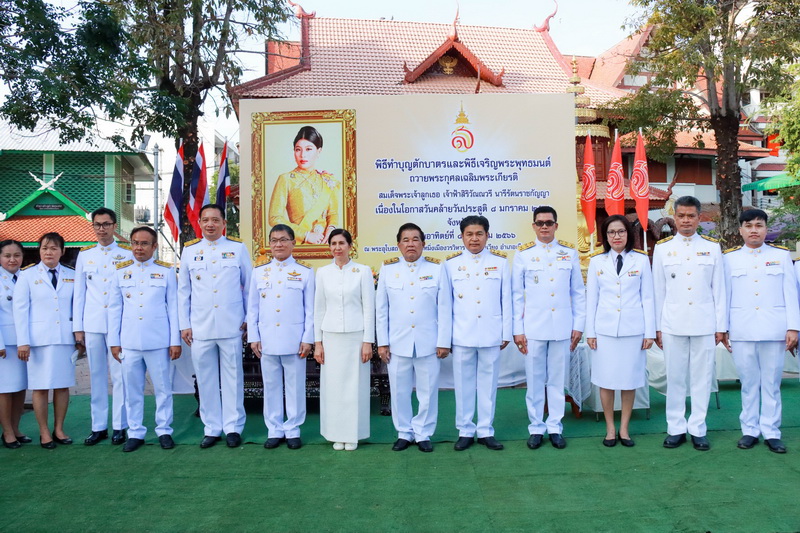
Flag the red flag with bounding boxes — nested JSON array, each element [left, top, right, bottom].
[[605, 134, 625, 216], [163, 141, 183, 242], [187, 143, 209, 238], [630, 131, 650, 231], [580, 134, 597, 235]]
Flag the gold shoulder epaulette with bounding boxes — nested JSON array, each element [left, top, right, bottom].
[[446, 251, 462, 260], [424, 256, 441, 264], [383, 257, 399, 265], [80, 244, 97, 252], [116, 260, 133, 270], [295, 259, 312, 269], [633, 249, 648, 255], [767, 243, 789, 251], [117, 243, 132, 251], [154, 260, 172, 268], [518, 241, 536, 251], [21, 264, 34, 271], [491, 249, 507, 258], [701, 235, 719, 243], [589, 249, 605, 258], [558, 240, 575, 249], [255, 256, 271, 267], [184, 238, 201, 247], [227, 236, 242, 243], [657, 235, 673, 245], [723, 245, 742, 254]]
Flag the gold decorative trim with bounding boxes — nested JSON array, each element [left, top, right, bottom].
[[575, 124, 610, 139]]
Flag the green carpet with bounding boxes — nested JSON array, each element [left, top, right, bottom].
[[2, 382, 800, 532]]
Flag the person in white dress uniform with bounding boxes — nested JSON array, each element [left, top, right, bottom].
[[376, 223, 450, 453], [585, 215, 655, 448], [108, 227, 181, 452], [512, 206, 585, 450], [722, 209, 799, 454], [0, 240, 29, 449], [14, 232, 77, 449], [314, 229, 375, 451], [73, 207, 133, 446], [247, 224, 314, 450], [178, 203, 252, 449], [441, 215, 511, 452], [653, 196, 726, 451]]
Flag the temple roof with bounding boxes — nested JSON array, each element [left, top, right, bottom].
[[588, 26, 653, 89], [232, 17, 627, 103], [620, 130, 771, 160]]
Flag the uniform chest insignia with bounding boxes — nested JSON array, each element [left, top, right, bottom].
[[88, 260, 95, 265], [557, 249, 568, 256], [194, 255, 204, 261], [62, 278, 73, 283], [113, 254, 125, 261], [419, 275, 433, 281], [125, 292, 131, 299], [288, 270, 301, 277], [151, 273, 164, 279], [123, 272, 132, 280], [485, 266, 497, 272], [531, 257, 541, 262], [597, 270, 603, 277], [696, 251, 710, 256], [221, 252, 235, 259], [556, 255, 571, 261], [352, 267, 360, 273], [627, 270, 640, 277], [766, 261, 780, 267]]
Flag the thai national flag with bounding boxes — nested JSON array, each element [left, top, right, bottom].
[[164, 141, 184, 242], [187, 142, 210, 238], [216, 142, 230, 208]]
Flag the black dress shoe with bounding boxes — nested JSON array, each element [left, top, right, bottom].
[[123, 438, 145, 452], [84, 430, 109, 446], [602, 436, 617, 447], [111, 430, 127, 445], [477, 436, 504, 450], [2, 437, 21, 449], [200, 435, 221, 449], [226, 432, 242, 448], [765, 438, 787, 454], [16, 435, 32, 444], [40, 438, 56, 450], [52, 432, 73, 445], [691, 435, 710, 451], [619, 436, 635, 448], [527, 434, 544, 449], [737, 435, 759, 449], [663, 433, 687, 448], [264, 437, 283, 449], [417, 440, 433, 453], [159, 434, 175, 449], [453, 436, 474, 451], [392, 438, 413, 451], [549, 434, 566, 449], [286, 438, 302, 450]]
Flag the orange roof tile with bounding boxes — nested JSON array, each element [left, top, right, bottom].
[[233, 17, 627, 104], [589, 27, 652, 88], [0, 215, 97, 244], [571, 55, 596, 79], [620, 130, 771, 159]]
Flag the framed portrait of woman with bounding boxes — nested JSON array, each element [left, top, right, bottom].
[[252, 109, 357, 259]]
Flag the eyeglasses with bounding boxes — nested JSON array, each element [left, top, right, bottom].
[[534, 220, 556, 227], [606, 230, 628, 237], [269, 238, 293, 244], [92, 222, 114, 229], [131, 240, 154, 247]]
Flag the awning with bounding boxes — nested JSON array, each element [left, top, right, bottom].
[[742, 173, 800, 191]]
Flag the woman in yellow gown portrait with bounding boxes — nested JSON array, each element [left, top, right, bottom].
[[268, 126, 340, 244]]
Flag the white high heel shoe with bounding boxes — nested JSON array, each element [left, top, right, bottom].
[[344, 442, 358, 451], [332, 442, 345, 451]]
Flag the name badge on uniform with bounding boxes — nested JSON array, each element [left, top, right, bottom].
[[194, 256, 204, 261], [696, 251, 710, 256], [766, 261, 780, 266], [222, 252, 235, 259], [419, 275, 433, 281], [151, 273, 164, 279], [627, 270, 640, 277], [123, 272, 132, 280]]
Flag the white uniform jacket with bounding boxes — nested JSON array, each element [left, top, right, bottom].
[[107, 259, 179, 350], [13, 263, 75, 347], [585, 250, 656, 339], [247, 256, 315, 355], [314, 260, 375, 343], [652, 233, 726, 335], [178, 236, 252, 340], [73, 242, 133, 334], [724, 244, 800, 341], [511, 239, 585, 341], [440, 248, 511, 348], [0, 267, 17, 350], [376, 256, 449, 357]]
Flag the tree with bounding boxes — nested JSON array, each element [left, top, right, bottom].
[[768, 64, 800, 245], [611, 0, 800, 247]]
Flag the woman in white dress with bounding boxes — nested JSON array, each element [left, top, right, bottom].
[[14, 232, 78, 449], [586, 215, 655, 447], [0, 240, 30, 449], [314, 229, 375, 451]]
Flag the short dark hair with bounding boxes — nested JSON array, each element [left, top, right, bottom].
[[39, 232, 65, 250], [396, 222, 425, 243], [270, 224, 295, 241], [294, 126, 323, 149], [0, 240, 23, 255], [533, 205, 558, 223], [460, 215, 489, 233], [199, 203, 225, 219], [130, 226, 158, 243], [600, 215, 635, 253], [328, 228, 353, 245], [739, 208, 768, 224], [674, 195, 701, 212], [91, 207, 117, 224]]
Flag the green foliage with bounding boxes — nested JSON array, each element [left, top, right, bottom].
[[770, 65, 800, 180]]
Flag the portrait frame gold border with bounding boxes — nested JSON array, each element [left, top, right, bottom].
[[251, 109, 357, 259]]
